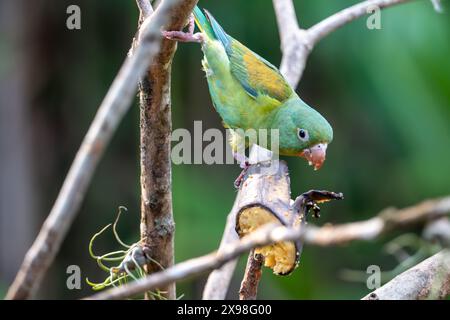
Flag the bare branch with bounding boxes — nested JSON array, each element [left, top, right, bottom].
[[138, 0, 197, 299], [305, 196, 450, 246], [202, 201, 240, 300], [363, 250, 450, 300], [204, 149, 299, 299], [273, 0, 308, 87], [307, 0, 409, 46], [239, 251, 264, 300], [430, 0, 443, 13], [273, 0, 300, 49], [85, 196, 450, 300], [273, 0, 417, 87], [136, 0, 154, 18], [6, 0, 197, 300]]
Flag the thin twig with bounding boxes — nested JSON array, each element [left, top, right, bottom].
[[239, 251, 264, 300], [85, 196, 450, 300], [363, 250, 450, 300], [306, 196, 450, 246], [307, 0, 409, 45], [129, 1, 154, 57], [6, 0, 197, 300]]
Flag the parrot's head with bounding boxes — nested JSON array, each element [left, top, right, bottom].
[[276, 99, 333, 170]]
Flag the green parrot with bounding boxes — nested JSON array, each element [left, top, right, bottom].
[[163, 6, 333, 175]]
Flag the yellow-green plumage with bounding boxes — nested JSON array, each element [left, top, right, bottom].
[[193, 7, 333, 159]]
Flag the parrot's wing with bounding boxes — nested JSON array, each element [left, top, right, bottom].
[[227, 40, 293, 104], [202, 9, 294, 107]]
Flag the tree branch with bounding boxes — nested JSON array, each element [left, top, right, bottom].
[[273, 0, 308, 87], [85, 195, 450, 300], [430, 0, 443, 13], [203, 153, 310, 299], [306, 196, 450, 246], [363, 250, 450, 300], [137, 0, 197, 301], [239, 251, 264, 300], [273, 0, 417, 87], [273, 0, 300, 48], [136, 0, 154, 18], [6, 0, 197, 300], [203, 147, 309, 298], [308, 0, 410, 45]]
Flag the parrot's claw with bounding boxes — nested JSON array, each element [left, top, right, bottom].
[[234, 161, 250, 189], [162, 14, 204, 43], [233, 151, 250, 188]]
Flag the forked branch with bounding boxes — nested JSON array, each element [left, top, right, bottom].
[[273, 0, 432, 87]]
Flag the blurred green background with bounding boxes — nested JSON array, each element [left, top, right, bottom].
[[0, 0, 449, 299]]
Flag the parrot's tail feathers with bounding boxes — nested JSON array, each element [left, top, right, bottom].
[[193, 6, 230, 48], [203, 10, 230, 48], [193, 6, 215, 40]]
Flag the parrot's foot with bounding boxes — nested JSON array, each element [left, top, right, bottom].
[[233, 152, 250, 189], [162, 15, 204, 43], [234, 162, 250, 189], [162, 30, 203, 43]]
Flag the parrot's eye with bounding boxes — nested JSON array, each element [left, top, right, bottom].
[[297, 128, 309, 142]]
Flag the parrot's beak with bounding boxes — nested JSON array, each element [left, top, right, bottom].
[[300, 143, 328, 171]]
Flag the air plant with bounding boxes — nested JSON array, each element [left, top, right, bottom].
[[86, 206, 166, 299]]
